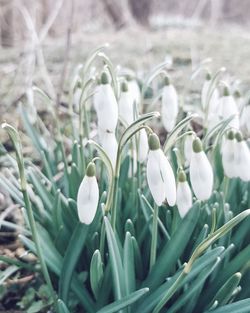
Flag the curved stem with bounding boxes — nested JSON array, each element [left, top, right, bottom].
[[150, 203, 159, 271]]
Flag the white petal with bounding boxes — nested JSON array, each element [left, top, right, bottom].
[[119, 91, 134, 125], [161, 85, 178, 132], [190, 151, 214, 200], [184, 135, 193, 165], [147, 150, 166, 206], [221, 139, 237, 178], [138, 129, 149, 163], [128, 80, 141, 106], [235, 141, 250, 181], [159, 150, 176, 206], [218, 96, 239, 129], [95, 84, 118, 132], [176, 181, 193, 218], [77, 176, 99, 224], [99, 130, 118, 168]]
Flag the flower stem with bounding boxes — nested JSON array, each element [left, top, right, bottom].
[[150, 203, 159, 271]]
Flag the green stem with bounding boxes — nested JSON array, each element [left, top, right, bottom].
[[150, 203, 159, 271], [111, 176, 119, 229]]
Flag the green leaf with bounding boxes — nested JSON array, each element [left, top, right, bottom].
[[57, 299, 71, 313], [205, 299, 250, 313], [90, 250, 104, 300], [96, 288, 149, 313], [123, 232, 136, 296], [59, 222, 89, 304]]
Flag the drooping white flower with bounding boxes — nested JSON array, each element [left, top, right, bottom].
[[127, 78, 141, 107], [201, 72, 219, 115], [190, 137, 214, 201], [218, 87, 239, 129], [234, 132, 250, 181], [146, 133, 176, 206], [221, 130, 237, 178], [118, 81, 134, 125], [176, 170, 193, 218], [137, 128, 149, 163], [99, 129, 118, 168], [184, 134, 193, 165], [94, 72, 118, 132], [240, 102, 250, 136], [77, 162, 99, 224], [234, 90, 245, 112], [161, 77, 179, 132]]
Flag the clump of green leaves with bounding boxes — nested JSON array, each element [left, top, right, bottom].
[[1, 48, 250, 313]]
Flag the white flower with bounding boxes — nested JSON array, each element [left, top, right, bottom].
[[99, 129, 118, 168], [127, 78, 141, 107], [94, 72, 118, 132], [218, 87, 239, 129], [221, 130, 237, 178], [176, 170, 192, 218], [190, 138, 214, 201], [138, 129, 149, 163], [118, 81, 134, 125], [161, 77, 178, 132], [201, 73, 219, 115], [184, 134, 193, 165], [77, 162, 99, 224], [234, 133, 250, 181], [240, 103, 250, 136], [146, 133, 176, 206]]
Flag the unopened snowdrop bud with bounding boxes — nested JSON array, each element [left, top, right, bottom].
[[99, 130, 118, 168], [176, 170, 193, 218], [184, 134, 193, 165], [234, 132, 250, 181], [94, 71, 118, 132], [119, 81, 134, 125], [137, 129, 149, 163], [219, 87, 239, 129], [201, 72, 219, 114], [77, 162, 99, 224], [147, 133, 176, 206], [161, 76, 179, 132], [221, 130, 237, 178], [190, 137, 214, 201]]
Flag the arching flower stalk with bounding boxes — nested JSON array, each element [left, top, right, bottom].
[[190, 137, 214, 201], [77, 162, 99, 224], [161, 76, 179, 133], [176, 170, 193, 218]]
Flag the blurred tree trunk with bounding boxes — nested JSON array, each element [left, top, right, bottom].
[[0, 0, 14, 46], [128, 0, 152, 26], [102, 0, 128, 29]]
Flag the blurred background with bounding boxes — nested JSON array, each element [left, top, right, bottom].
[[1, 0, 250, 125]]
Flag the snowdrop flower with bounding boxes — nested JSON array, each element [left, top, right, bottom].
[[240, 101, 250, 136], [176, 170, 193, 218], [221, 130, 237, 178], [190, 137, 213, 201], [99, 129, 118, 168], [127, 77, 141, 107], [77, 162, 99, 224], [137, 129, 149, 163], [94, 72, 118, 132], [234, 132, 250, 181], [161, 76, 178, 132], [146, 133, 176, 206], [119, 81, 134, 125], [218, 87, 239, 129], [201, 72, 219, 114], [184, 134, 193, 165], [234, 90, 245, 112]]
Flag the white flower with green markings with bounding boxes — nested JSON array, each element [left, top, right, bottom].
[[98, 130, 118, 168], [234, 132, 250, 182], [221, 130, 237, 179], [176, 170, 193, 218], [218, 87, 239, 129], [118, 81, 134, 125], [77, 162, 99, 224], [190, 137, 214, 201], [146, 133, 176, 206]]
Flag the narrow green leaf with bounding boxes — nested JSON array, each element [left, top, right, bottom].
[[90, 250, 104, 300], [57, 299, 70, 313], [124, 232, 136, 296], [205, 299, 250, 313]]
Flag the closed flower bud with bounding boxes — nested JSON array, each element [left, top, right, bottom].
[[234, 132, 250, 181], [147, 133, 176, 206], [99, 129, 118, 168], [221, 130, 237, 178], [138, 129, 149, 163], [94, 72, 118, 132], [190, 137, 214, 200], [218, 87, 239, 129], [176, 170, 193, 218], [118, 81, 134, 125], [161, 77, 179, 132], [77, 162, 99, 224]]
